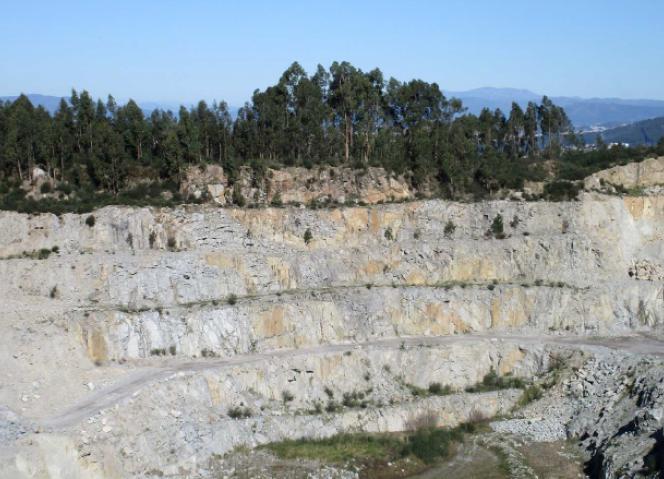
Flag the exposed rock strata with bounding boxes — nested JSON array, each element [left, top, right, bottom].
[[1, 192, 664, 477]]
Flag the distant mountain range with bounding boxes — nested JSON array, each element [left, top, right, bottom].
[[4, 89, 664, 132], [0, 94, 206, 117], [446, 87, 664, 129]]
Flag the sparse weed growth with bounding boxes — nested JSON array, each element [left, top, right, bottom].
[[465, 368, 526, 393]]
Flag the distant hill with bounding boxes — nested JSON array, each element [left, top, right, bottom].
[[0, 94, 66, 114], [4, 90, 664, 130], [446, 88, 664, 129], [582, 116, 664, 146]]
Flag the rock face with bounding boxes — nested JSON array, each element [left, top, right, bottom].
[[584, 155, 664, 192], [180, 164, 414, 205], [1, 191, 664, 477]]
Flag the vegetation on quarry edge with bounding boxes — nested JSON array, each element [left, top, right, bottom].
[[1, 61, 664, 214]]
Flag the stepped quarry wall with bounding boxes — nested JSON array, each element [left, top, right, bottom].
[[1, 194, 663, 365], [2, 192, 664, 478]]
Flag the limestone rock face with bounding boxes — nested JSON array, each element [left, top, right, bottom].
[[180, 164, 227, 204], [179, 164, 414, 206], [584, 155, 664, 191], [1, 193, 664, 477]]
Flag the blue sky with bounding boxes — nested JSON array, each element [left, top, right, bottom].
[[2, 0, 663, 104]]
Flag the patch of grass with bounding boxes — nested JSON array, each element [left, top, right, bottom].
[[265, 434, 403, 464], [405, 383, 428, 397], [265, 418, 479, 468], [226, 293, 238, 305], [0, 247, 63, 261]]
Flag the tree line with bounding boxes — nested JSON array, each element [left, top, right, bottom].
[[0, 61, 633, 201]]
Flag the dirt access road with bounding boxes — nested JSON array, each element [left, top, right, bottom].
[[38, 332, 664, 430]]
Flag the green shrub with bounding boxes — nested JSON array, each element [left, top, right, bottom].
[[428, 382, 453, 395], [465, 368, 526, 393], [228, 406, 252, 419], [402, 427, 461, 464], [543, 181, 581, 201], [55, 182, 73, 195], [40, 182, 52, 194], [37, 248, 52, 260], [489, 214, 505, 239], [303, 228, 313, 245], [227, 294, 237, 305], [282, 390, 295, 403], [444, 220, 456, 238], [166, 236, 177, 250], [384, 227, 394, 241], [85, 215, 95, 227]]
